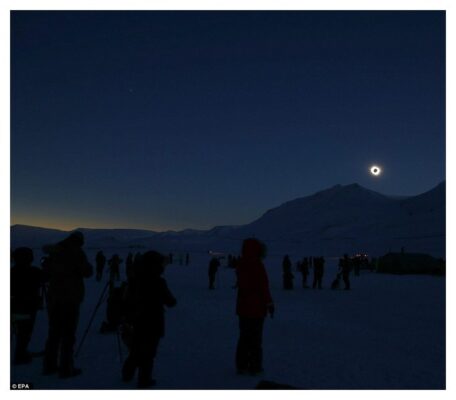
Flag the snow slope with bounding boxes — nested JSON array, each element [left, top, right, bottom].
[[232, 182, 445, 256]]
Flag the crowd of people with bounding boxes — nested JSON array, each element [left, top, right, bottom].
[[11, 232, 367, 388]]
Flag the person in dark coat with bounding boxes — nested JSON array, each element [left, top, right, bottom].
[[95, 250, 106, 282], [122, 251, 176, 388], [11, 247, 44, 365], [236, 238, 274, 375], [301, 257, 309, 288], [312, 257, 325, 289], [42, 231, 93, 378], [340, 254, 351, 290], [208, 257, 220, 289], [282, 255, 293, 290]]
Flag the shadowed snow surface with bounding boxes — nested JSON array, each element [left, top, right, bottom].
[[11, 251, 445, 389]]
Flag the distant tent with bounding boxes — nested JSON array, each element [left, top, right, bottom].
[[377, 252, 444, 275]]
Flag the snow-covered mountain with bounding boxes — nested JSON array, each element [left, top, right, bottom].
[[230, 181, 445, 256], [10, 181, 445, 257]]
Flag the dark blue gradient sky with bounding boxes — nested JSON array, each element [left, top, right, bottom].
[[11, 11, 445, 231]]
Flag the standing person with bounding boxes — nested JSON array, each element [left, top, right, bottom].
[[208, 257, 220, 289], [312, 257, 324, 289], [95, 250, 106, 282], [122, 251, 176, 388], [301, 257, 309, 288], [340, 254, 351, 290], [236, 238, 274, 375], [42, 231, 93, 378], [11, 247, 44, 365], [108, 254, 122, 283], [185, 253, 190, 266]]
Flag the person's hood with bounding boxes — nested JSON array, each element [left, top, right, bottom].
[[241, 238, 266, 261]]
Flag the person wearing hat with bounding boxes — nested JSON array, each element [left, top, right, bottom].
[[235, 238, 274, 375], [42, 231, 93, 378]]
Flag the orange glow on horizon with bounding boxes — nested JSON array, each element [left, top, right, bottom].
[[10, 215, 171, 232]]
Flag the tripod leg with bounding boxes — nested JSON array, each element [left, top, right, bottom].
[[75, 281, 110, 358], [116, 328, 123, 364]]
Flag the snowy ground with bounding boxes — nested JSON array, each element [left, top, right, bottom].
[[11, 251, 445, 389]]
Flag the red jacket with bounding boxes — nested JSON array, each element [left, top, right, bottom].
[[236, 239, 273, 318]]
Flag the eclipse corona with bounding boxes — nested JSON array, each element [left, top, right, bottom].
[[370, 165, 382, 176]]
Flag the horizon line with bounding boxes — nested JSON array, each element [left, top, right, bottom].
[[11, 180, 444, 233]]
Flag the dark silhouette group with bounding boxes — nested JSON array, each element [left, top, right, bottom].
[[12, 232, 369, 388]]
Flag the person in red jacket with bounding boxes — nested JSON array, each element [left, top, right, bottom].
[[235, 238, 274, 375]]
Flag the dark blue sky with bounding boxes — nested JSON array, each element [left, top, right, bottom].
[[11, 11, 445, 231]]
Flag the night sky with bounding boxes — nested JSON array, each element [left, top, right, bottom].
[[11, 11, 445, 231]]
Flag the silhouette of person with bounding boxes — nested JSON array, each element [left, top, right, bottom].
[[301, 257, 309, 288], [340, 254, 351, 290], [42, 231, 93, 378], [11, 247, 44, 365], [236, 238, 274, 375], [208, 257, 220, 289], [122, 251, 176, 388], [282, 255, 293, 290], [108, 254, 122, 283], [185, 253, 190, 266], [312, 257, 325, 289], [95, 250, 106, 282]]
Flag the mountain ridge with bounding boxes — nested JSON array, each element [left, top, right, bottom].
[[11, 181, 446, 256]]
